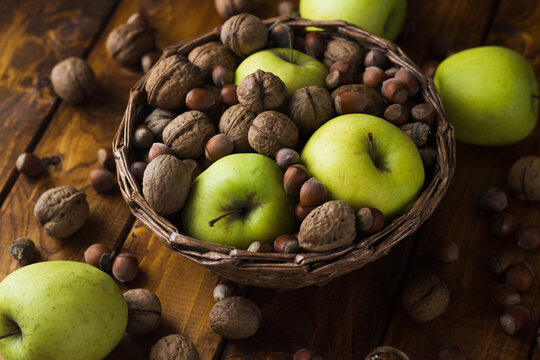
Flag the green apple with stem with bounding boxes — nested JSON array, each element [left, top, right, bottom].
[[301, 114, 424, 218], [0, 261, 127, 360], [434, 46, 538, 146], [235, 48, 328, 97], [182, 153, 296, 249], [300, 0, 407, 41]]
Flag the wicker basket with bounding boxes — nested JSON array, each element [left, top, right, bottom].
[[113, 17, 456, 291]]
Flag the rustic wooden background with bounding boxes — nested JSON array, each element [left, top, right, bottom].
[[0, 0, 539, 359]]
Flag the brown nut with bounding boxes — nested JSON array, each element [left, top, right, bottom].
[[437, 345, 465, 360], [395, 68, 420, 97], [383, 104, 409, 126], [385, 67, 399, 78], [219, 104, 256, 152], [97, 148, 116, 171], [491, 284, 521, 310], [401, 273, 450, 323], [247, 241, 274, 253], [186, 88, 216, 111], [294, 348, 324, 360], [499, 305, 531, 335], [112, 253, 139, 283], [411, 103, 436, 127], [238, 70, 286, 114], [149, 334, 199, 360], [212, 65, 234, 88], [106, 23, 153, 66], [144, 108, 178, 140], [298, 200, 356, 252], [508, 156, 540, 201], [213, 283, 234, 301], [9, 237, 35, 266], [51, 57, 96, 103], [133, 125, 154, 149], [278, 1, 299, 16], [214, 0, 250, 19], [183, 159, 201, 182], [299, 177, 327, 208], [270, 23, 293, 48], [163, 111, 215, 159], [141, 52, 161, 73], [365, 346, 410, 360], [304, 32, 325, 58], [363, 49, 388, 69], [283, 165, 310, 195], [401, 122, 430, 147], [220, 84, 240, 107], [488, 251, 515, 275], [356, 207, 385, 234], [325, 70, 353, 90], [381, 78, 408, 104], [289, 86, 334, 135], [331, 84, 386, 116], [273, 234, 300, 254], [208, 296, 262, 339], [89, 168, 116, 192], [188, 41, 237, 80], [478, 185, 508, 212], [275, 148, 300, 170], [363, 66, 388, 89], [488, 211, 518, 237], [323, 39, 362, 68], [148, 143, 172, 162], [431, 238, 459, 264], [221, 14, 268, 57], [295, 203, 315, 222], [334, 91, 367, 115], [518, 226, 540, 250], [34, 185, 89, 238], [248, 111, 298, 157], [506, 262, 535, 291], [422, 61, 440, 78], [205, 134, 234, 162], [418, 147, 437, 168], [130, 161, 147, 184], [330, 61, 358, 79], [16, 153, 45, 176], [124, 289, 162, 336], [84, 243, 113, 269]]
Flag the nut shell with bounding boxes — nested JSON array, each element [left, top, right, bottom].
[[323, 39, 362, 68], [163, 111, 216, 159], [298, 200, 356, 252], [288, 86, 334, 135], [144, 108, 178, 140], [220, 14, 268, 56], [149, 334, 199, 360], [215, 0, 250, 19], [106, 23, 154, 66], [219, 104, 256, 152], [331, 84, 386, 116], [248, 111, 298, 157], [142, 155, 191, 215], [365, 346, 410, 360], [51, 57, 96, 103], [208, 296, 262, 339], [401, 273, 450, 323], [188, 42, 237, 79], [508, 156, 540, 201], [124, 289, 162, 336], [237, 70, 286, 114], [145, 55, 202, 109]]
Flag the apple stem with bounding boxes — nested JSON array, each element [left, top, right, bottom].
[[367, 133, 376, 162], [0, 329, 21, 340], [208, 209, 243, 227]]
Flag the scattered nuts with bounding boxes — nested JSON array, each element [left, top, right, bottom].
[[437, 345, 465, 360], [289, 86, 334, 135], [50, 57, 96, 103], [219, 104, 255, 152], [112, 253, 139, 283], [401, 122, 430, 147], [508, 156, 540, 201], [506, 262, 535, 291], [331, 84, 386, 116], [215, 0, 250, 19], [248, 111, 298, 157], [84, 243, 113, 270], [334, 91, 367, 115], [499, 305, 531, 335], [518, 226, 540, 250], [304, 32, 325, 58], [478, 185, 508, 212], [295, 203, 315, 222], [34, 185, 89, 238], [9, 237, 35, 266], [363, 66, 388, 89], [356, 207, 385, 234], [365, 346, 409, 360], [273, 234, 300, 254], [298, 200, 356, 252], [491, 284, 521, 310], [212, 65, 234, 88], [384, 104, 409, 126], [148, 143, 172, 162], [130, 161, 147, 184], [238, 70, 286, 114], [97, 147, 116, 171], [323, 39, 362, 68], [488, 211, 518, 237], [144, 108, 178, 140], [401, 273, 450, 323], [15, 153, 45, 176], [213, 283, 234, 301], [283, 165, 311, 195], [141, 52, 160, 73], [363, 49, 387, 69], [395, 68, 419, 97], [89, 168, 116, 192], [208, 296, 262, 339], [381, 78, 408, 104], [419, 147, 438, 168], [106, 23, 153, 66], [188, 41, 237, 79], [411, 103, 435, 127], [275, 148, 300, 170], [247, 241, 274, 253], [220, 84, 240, 107], [220, 14, 268, 57], [149, 334, 199, 360], [124, 288, 162, 336], [294, 348, 324, 360], [299, 177, 327, 208], [205, 134, 234, 162], [431, 238, 459, 263], [163, 111, 215, 159], [488, 251, 515, 275]]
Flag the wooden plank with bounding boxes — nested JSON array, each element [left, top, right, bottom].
[[0, 0, 119, 201], [383, 0, 540, 359], [220, 0, 500, 359]]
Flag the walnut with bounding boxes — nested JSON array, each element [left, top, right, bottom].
[[50, 57, 96, 103], [288, 86, 334, 135], [248, 111, 298, 157], [508, 156, 540, 201], [298, 200, 356, 252], [331, 84, 386, 116], [208, 296, 261, 339], [323, 39, 363, 68], [219, 104, 256, 152], [124, 289, 162, 336], [142, 155, 191, 215], [34, 185, 89, 238], [162, 111, 215, 158], [145, 55, 202, 109], [188, 42, 237, 79], [106, 23, 154, 66], [237, 70, 286, 114], [144, 108, 178, 140], [149, 334, 199, 360], [401, 273, 450, 323], [220, 14, 268, 56], [215, 0, 250, 19]]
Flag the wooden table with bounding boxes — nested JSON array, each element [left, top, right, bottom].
[[1, 0, 539, 358]]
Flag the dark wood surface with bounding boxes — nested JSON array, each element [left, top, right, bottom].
[[0, 0, 539, 359]]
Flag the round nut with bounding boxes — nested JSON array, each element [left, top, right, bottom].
[[506, 262, 535, 292], [478, 185, 508, 212], [124, 289, 162, 336], [273, 234, 300, 254], [356, 207, 385, 234], [401, 273, 450, 323], [411, 103, 435, 127], [363, 66, 388, 89], [208, 296, 262, 339], [364, 49, 388, 69], [148, 143, 172, 162], [283, 164, 310, 195], [188, 41, 237, 79], [212, 65, 234, 88], [213, 283, 234, 301], [248, 111, 298, 157], [334, 91, 367, 115], [288, 86, 334, 135], [220, 14, 268, 57], [365, 346, 409, 360], [163, 111, 216, 159], [130, 161, 147, 184], [214, 0, 250, 19], [97, 147, 116, 171], [144, 108, 178, 140], [112, 253, 139, 283], [50, 57, 96, 103], [488, 251, 515, 275], [16, 153, 45, 176], [499, 305, 531, 335], [220, 84, 240, 107], [9, 237, 35, 266], [304, 32, 325, 58], [219, 104, 256, 152], [275, 148, 300, 170], [247, 241, 274, 253], [106, 23, 153, 66], [237, 70, 286, 114], [381, 78, 408, 104], [395, 68, 420, 97], [89, 168, 116, 192], [331, 84, 386, 116], [299, 177, 327, 208], [383, 104, 409, 127], [323, 39, 362, 68], [149, 334, 199, 360], [205, 134, 234, 162], [84, 243, 113, 269], [508, 156, 540, 201], [431, 238, 459, 264], [491, 284, 521, 310], [488, 211, 518, 237], [518, 226, 540, 250]]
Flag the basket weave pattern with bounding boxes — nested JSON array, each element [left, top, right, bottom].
[[113, 17, 456, 290]]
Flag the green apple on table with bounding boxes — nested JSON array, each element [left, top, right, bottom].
[[434, 46, 539, 146], [0, 261, 127, 360], [235, 48, 328, 97], [301, 114, 424, 218], [299, 0, 407, 41], [182, 153, 296, 249]]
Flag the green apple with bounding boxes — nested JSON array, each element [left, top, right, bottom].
[[0, 261, 127, 360], [434, 46, 539, 146], [300, 0, 407, 41], [182, 153, 296, 249], [235, 48, 328, 97], [301, 114, 424, 218]]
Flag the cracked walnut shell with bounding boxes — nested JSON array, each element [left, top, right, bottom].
[[237, 70, 286, 114], [248, 111, 298, 157], [162, 111, 216, 159]]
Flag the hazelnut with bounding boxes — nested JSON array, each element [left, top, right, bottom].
[[214, 0, 250, 19], [401, 273, 450, 323], [298, 200, 356, 252], [422, 61, 440, 78], [491, 284, 521, 310], [148, 143, 172, 162], [163, 111, 215, 159], [106, 23, 153, 66], [219, 104, 256, 152], [295, 203, 315, 221], [238, 70, 286, 114], [323, 39, 362, 68], [9, 237, 35, 266], [273, 234, 300, 254], [419, 147, 438, 168], [331, 84, 386, 116], [437, 345, 465, 360], [127, 12, 149, 27], [428, 33, 453, 58], [289, 86, 334, 135], [186, 88, 215, 111], [508, 156, 540, 201], [518, 226, 540, 250], [478, 185, 507, 212], [247, 241, 274, 253], [188, 42, 237, 80], [365, 346, 410, 360], [220, 84, 240, 107], [89, 168, 116, 192], [212, 65, 234, 88], [97, 147, 116, 171], [381, 78, 408, 104], [124, 288, 162, 336], [401, 122, 430, 147], [383, 104, 409, 126], [248, 111, 298, 157], [271, 23, 293, 48], [50, 57, 96, 103], [278, 1, 299, 16], [488, 211, 518, 237], [213, 283, 234, 301], [363, 49, 388, 69], [411, 103, 436, 127], [506, 262, 535, 291], [133, 125, 154, 149], [395, 68, 420, 97], [208, 296, 262, 339], [330, 61, 358, 79], [356, 207, 385, 234], [304, 32, 325, 58], [149, 334, 199, 360], [431, 238, 459, 263], [221, 14, 268, 57], [205, 134, 234, 162], [15, 153, 45, 176], [299, 177, 327, 208], [363, 66, 388, 89], [294, 348, 324, 360], [183, 159, 202, 182], [488, 251, 515, 275], [141, 52, 160, 73], [275, 148, 300, 170], [334, 91, 367, 115], [130, 161, 147, 184], [499, 305, 531, 335], [112, 253, 139, 283], [144, 108, 178, 140], [84, 243, 114, 271], [34, 185, 89, 238], [283, 165, 311, 195], [325, 71, 352, 90]]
